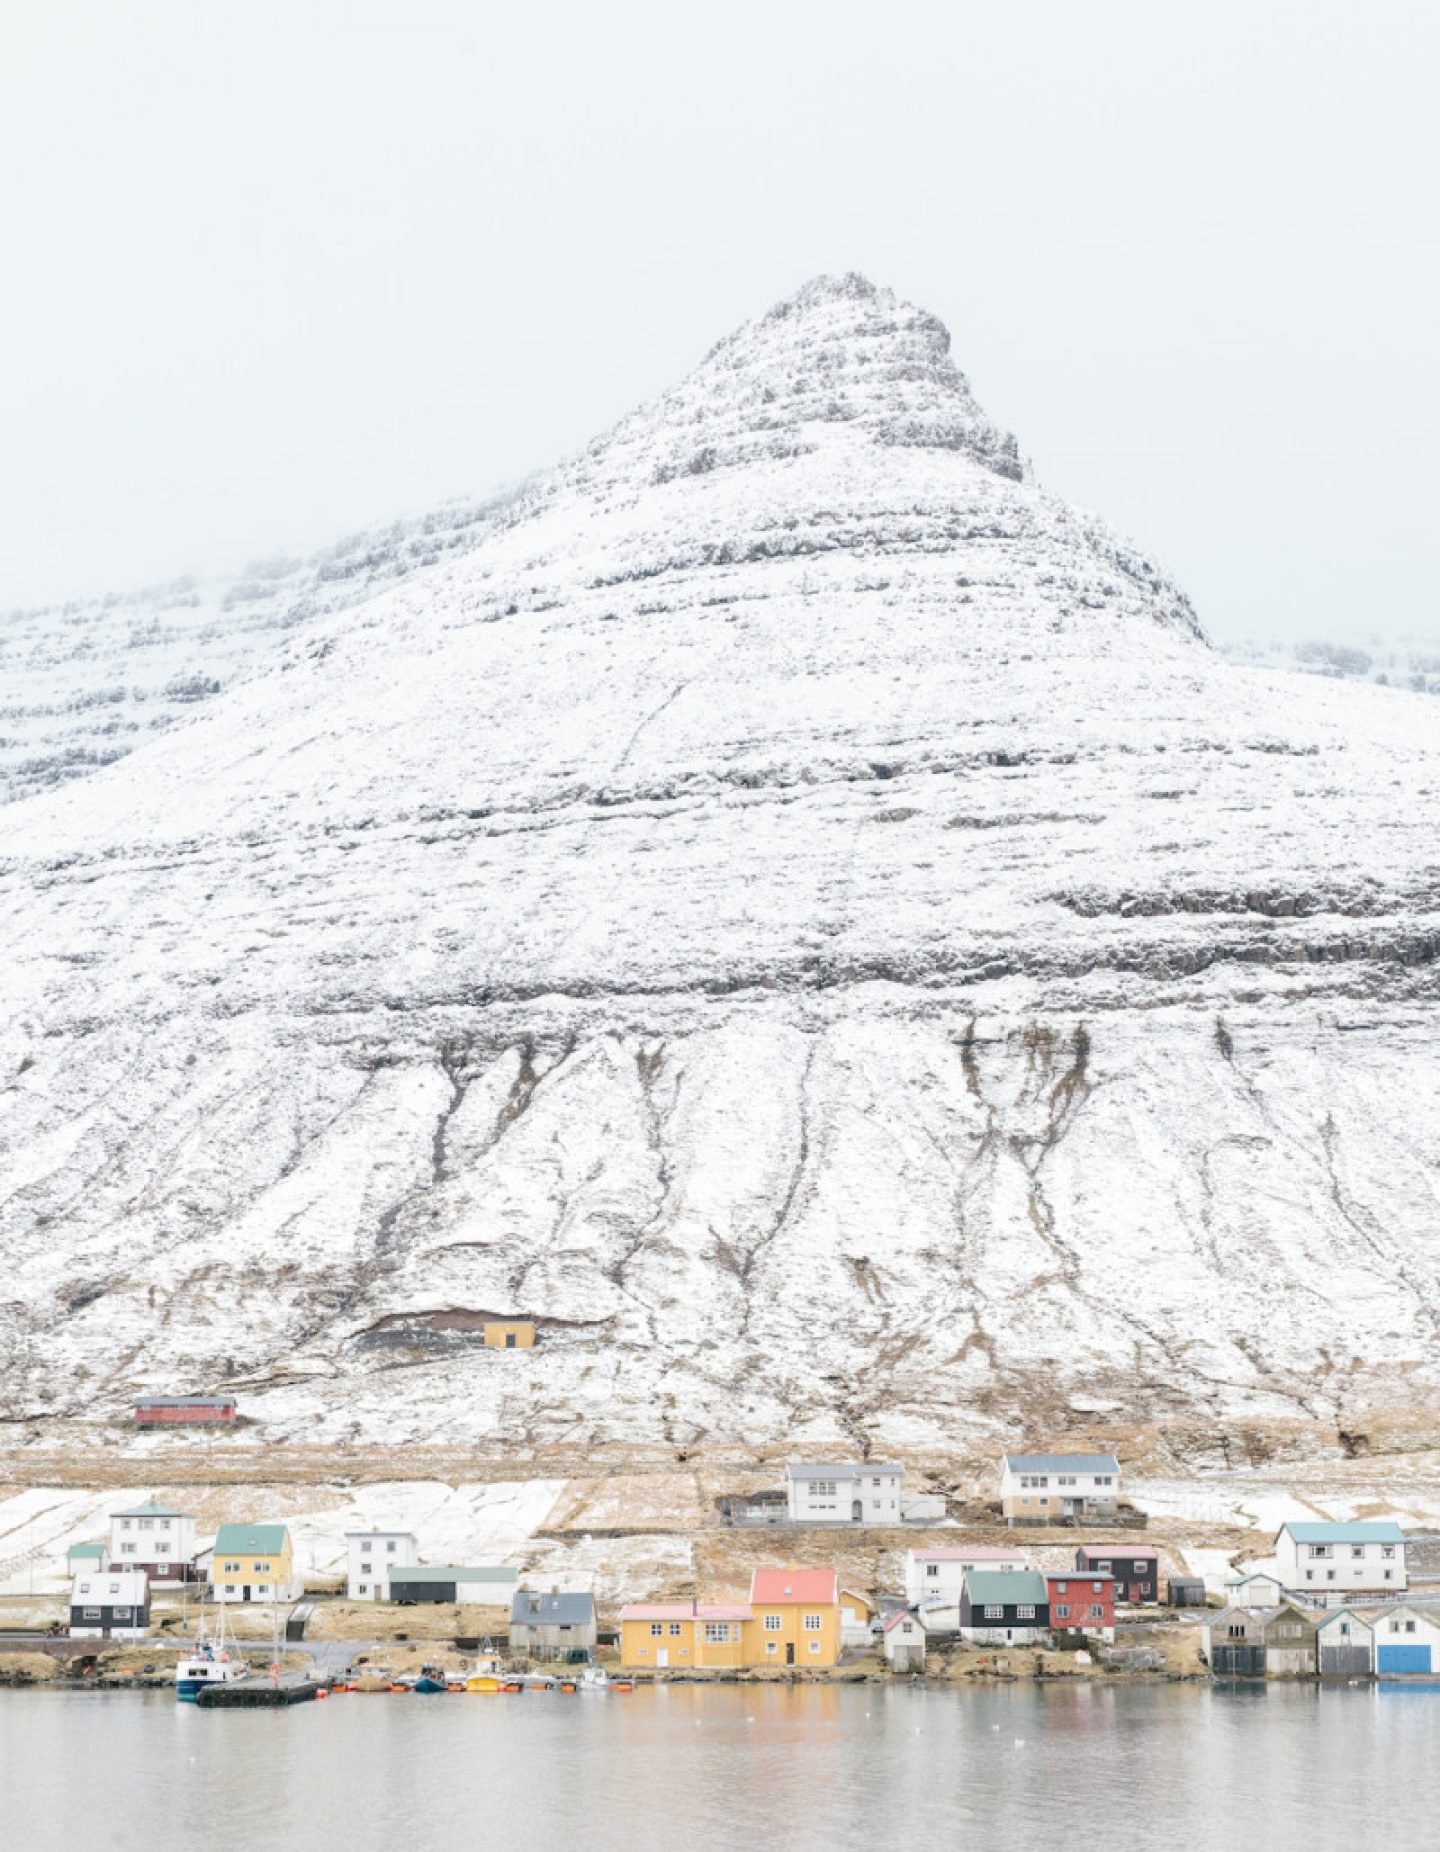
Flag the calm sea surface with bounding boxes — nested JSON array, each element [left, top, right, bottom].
[[3, 1681, 1439, 1851]]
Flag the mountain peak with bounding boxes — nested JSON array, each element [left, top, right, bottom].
[[579, 273, 1024, 491]]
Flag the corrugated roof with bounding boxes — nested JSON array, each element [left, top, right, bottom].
[[785, 1463, 902, 1480], [750, 1567, 839, 1606], [963, 1570, 1049, 1606], [391, 1564, 517, 1584], [1280, 1522, 1405, 1544], [509, 1591, 596, 1625], [111, 1501, 189, 1520], [214, 1523, 289, 1554], [620, 1603, 753, 1621], [1003, 1453, 1120, 1475], [134, 1396, 235, 1407]]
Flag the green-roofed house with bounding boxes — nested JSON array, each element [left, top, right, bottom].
[[959, 1569, 1051, 1644], [389, 1564, 520, 1606], [109, 1499, 198, 1584], [1275, 1521, 1407, 1600], [67, 1540, 109, 1574], [211, 1522, 302, 1603]]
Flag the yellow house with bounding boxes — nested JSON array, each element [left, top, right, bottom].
[[482, 1321, 535, 1349], [744, 1567, 842, 1668], [619, 1602, 753, 1668], [619, 1570, 843, 1670], [211, 1523, 301, 1603]]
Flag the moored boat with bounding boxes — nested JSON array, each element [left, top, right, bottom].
[[175, 1609, 249, 1702]]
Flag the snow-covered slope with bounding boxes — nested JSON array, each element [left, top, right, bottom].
[[1, 274, 1437, 1459]]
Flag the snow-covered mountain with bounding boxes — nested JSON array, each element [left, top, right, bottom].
[[2, 273, 1437, 1462]]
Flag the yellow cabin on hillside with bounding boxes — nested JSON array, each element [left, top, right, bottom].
[[482, 1321, 535, 1349]]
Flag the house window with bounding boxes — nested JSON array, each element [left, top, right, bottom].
[[160, 1520, 170, 1531], [121, 1542, 136, 1554], [703, 1623, 731, 1643], [1055, 1604, 1070, 1619], [926, 1564, 939, 1578], [83, 1607, 100, 1620], [1384, 1570, 1394, 1581], [1305, 1570, 1314, 1582], [1308, 1545, 1332, 1560], [1089, 1606, 1104, 1620], [1057, 1476, 1076, 1487], [387, 1541, 396, 1554], [139, 1519, 154, 1532], [810, 1481, 837, 1498], [803, 1614, 822, 1632], [155, 1543, 169, 1554], [114, 1607, 132, 1620], [1097, 1477, 1113, 1487], [1092, 1583, 1104, 1594], [256, 1563, 271, 1574], [223, 1562, 240, 1573], [120, 1521, 132, 1532], [808, 1641, 820, 1654], [1352, 1546, 1364, 1560], [649, 1624, 664, 1637], [358, 1584, 369, 1596], [1227, 1624, 1245, 1638], [1055, 1581, 1068, 1594], [1096, 1562, 1111, 1574], [1326, 1571, 1336, 1582], [1405, 1622, 1416, 1635], [668, 1623, 682, 1636], [1338, 1623, 1350, 1638], [872, 1477, 881, 1487], [1017, 1606, 1036, 1621], [984, 1606, 1003, 1620], [1382, 1546, 1395, 1560], [763, 1614, 782, 1631], [765, 1641, 777, 1656]]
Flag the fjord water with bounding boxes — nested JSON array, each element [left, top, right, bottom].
[[3, 1683, 1438, 1850]]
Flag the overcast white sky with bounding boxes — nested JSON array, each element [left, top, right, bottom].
[[2, 0, 1437, 640]]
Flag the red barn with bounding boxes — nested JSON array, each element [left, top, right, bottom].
[[1045, 1571, 1116, 1634], [133, 1395, 236, 1425]]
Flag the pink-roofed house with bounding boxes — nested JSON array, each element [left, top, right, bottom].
[[905, 1546, 1030, 1632], [883, 1607, 931, 1672]]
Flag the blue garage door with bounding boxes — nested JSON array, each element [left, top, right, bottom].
[[1378, 1644, 1432, 1674]]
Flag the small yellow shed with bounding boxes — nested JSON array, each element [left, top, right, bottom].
[[482, 1320, 535, 1349]]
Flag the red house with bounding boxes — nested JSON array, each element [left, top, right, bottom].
[[133, 1395, 237, 1425], [1045, 1571, 1115, 1633]]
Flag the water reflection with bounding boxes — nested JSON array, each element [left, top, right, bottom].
[[2, 1681, 1438, 1852]]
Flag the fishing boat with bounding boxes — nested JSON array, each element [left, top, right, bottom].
[[175, 1607, 249, 1702], [413, 1671, 448, 1694]]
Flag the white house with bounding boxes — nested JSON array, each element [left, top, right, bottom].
[[786, 1463, 903, 1525], [1274, 1522, 1406, 1599], [905, 1547, 1029, 1630], [1000, 1454, 1119, 1523], [69, 1568, 149, 1639], [109, 1501, 197, 1584], [344, 1530, 419, 1601], [883, 1608, 930, 1672], [1316, 1608, 1375, 1675], [1373, 1605, 1440, 1676], [1225, 1571, 1285, 1610]]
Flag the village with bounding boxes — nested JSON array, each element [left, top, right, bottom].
[[5, 1405, 1440, 1698]]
